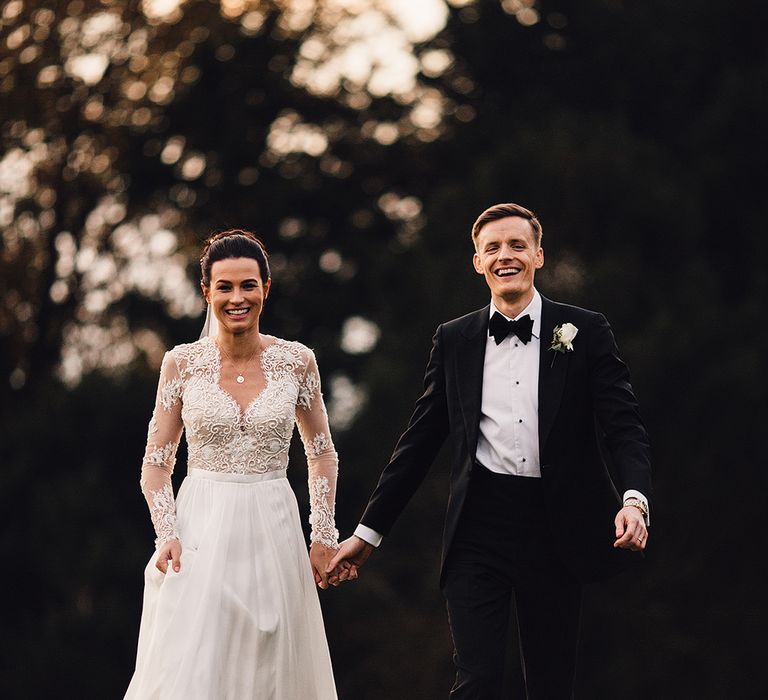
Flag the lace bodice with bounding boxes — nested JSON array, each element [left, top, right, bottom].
[[140, 336, 339, 549]]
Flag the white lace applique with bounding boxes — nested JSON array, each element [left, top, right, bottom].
[[163, 337, 316, 475], [148, 416, 158, 435], [159, 376, 183, 411], [309, 432, 332, 458], [145, 441, 178, 469], [148, 484, 180, 546], [261, 341, 303, 378], [308, 474, 339, 549], [298, 368, 320, 410]]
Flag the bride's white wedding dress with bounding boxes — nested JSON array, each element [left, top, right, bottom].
[[125, 335, 339, 699]]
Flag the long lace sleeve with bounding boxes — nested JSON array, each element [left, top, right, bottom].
[[140, 350, 184, 548], [295, 349, 339, 550]]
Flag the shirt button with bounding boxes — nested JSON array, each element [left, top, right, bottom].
[[522, 458, 527, 462], [516, 381, 520, 385], [518, 419, 523, 423]]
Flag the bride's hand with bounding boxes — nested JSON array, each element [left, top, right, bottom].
[[155, 539, 182, 574], [309, 542, 344, 590]]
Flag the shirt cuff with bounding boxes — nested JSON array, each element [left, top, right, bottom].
[[623, 489, 650, 526], [354, 523, 383, 547]]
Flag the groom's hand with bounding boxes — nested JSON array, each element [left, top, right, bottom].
[[614, 506, 648, 551], [327, 536, 374, 582]]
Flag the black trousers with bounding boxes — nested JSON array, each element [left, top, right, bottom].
[[442, 465, 582, 700]]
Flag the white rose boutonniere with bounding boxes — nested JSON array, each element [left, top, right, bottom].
[[549, 323, 578, 365]]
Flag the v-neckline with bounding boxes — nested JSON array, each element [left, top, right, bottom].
[[211, 337, 275, 420]]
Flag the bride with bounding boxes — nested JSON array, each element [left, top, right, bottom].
[[125, 230, 348, 699]]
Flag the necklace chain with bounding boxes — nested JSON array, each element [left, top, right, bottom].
[[217, 341, 260, 384]]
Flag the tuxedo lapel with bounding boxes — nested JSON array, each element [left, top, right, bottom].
[[538, 296, 568, 453], [455, 307, 488, 458]]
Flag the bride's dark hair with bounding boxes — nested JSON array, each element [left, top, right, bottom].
[[200, 229, 270, 287]]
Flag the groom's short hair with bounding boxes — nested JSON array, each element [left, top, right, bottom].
[[471, 203, 543, 247]]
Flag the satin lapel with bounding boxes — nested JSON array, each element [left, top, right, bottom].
[[455, 307, 489, 458], [538, 296, 568, 453]]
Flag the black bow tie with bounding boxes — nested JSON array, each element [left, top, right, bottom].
[[489, 312, 534, 345]]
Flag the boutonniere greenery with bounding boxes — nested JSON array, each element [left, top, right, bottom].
[[549, 323, 578, 366]]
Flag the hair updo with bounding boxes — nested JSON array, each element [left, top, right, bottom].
[[200, 229, 270, 287]]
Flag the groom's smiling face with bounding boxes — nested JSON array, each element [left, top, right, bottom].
[[473, 216, 544, 304]]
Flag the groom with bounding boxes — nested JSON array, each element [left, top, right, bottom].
[[330, 203, 652, 699]]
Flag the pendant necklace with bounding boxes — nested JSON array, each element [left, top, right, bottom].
[[218, 342, 260, 384]]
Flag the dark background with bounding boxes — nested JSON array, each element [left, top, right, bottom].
[[1, 0, 766, 697]]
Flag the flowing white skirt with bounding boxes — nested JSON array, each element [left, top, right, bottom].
[[125, 468, 337, 700]]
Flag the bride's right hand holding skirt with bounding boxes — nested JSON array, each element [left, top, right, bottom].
[[155, 538, 182, 574]]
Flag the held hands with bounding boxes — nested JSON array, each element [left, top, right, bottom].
[[614, 505, 648, 551], [326, 536, 374, 583], [155, 538, 182, 574], [311, 536, 374, 589], [310, 542, 355, 590]]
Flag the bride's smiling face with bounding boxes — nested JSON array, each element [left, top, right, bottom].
[[203, 257, 271, 335]]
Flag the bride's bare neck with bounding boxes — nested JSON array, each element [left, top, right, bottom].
[[216, 327, 264, 360]]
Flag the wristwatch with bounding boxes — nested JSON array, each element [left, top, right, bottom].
[[623, 497, 648, 518]]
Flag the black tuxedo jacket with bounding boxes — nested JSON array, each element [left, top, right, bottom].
[[360, 295, 652, 583]]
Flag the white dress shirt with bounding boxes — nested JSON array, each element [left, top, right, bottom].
[[355, 290, 648, 548], [476, 293, 542, 477]]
